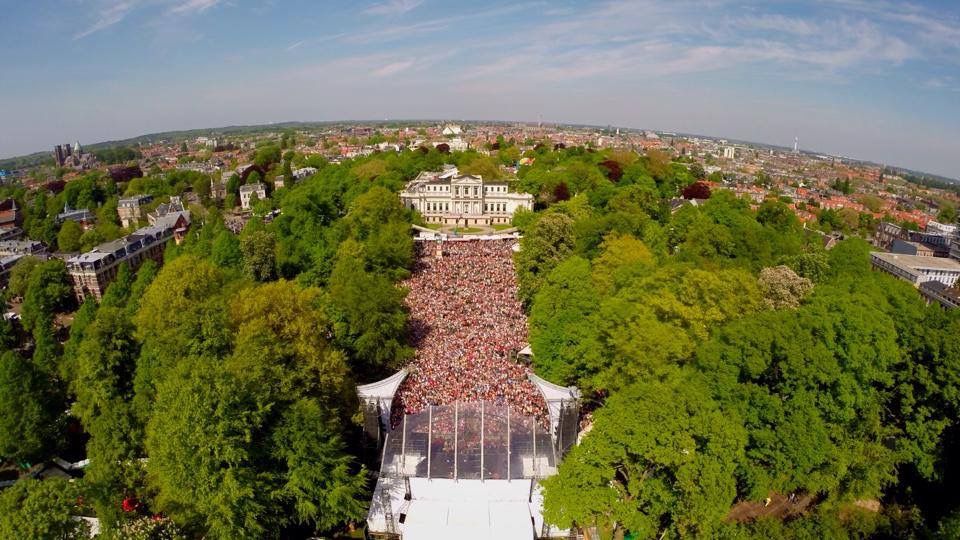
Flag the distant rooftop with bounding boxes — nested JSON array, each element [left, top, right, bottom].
[[871, 252, 960, 271]]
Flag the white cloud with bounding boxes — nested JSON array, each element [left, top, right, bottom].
[[74, 0, 223, 39], [74, 0, 136, 40], [373, 60, 415, 77], [364, 0, 423, 16], [168, 0, 222, 15]]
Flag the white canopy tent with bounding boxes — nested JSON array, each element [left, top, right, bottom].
[[528, 373, 580, 453], [357, 369, 408, 434]]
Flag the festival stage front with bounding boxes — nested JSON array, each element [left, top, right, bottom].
[[370, 477, 550, 540], [362, 384, 579, 539]]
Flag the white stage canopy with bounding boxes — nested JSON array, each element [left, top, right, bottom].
[[357, 369, 408, 431]]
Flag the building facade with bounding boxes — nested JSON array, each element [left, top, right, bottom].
[[0, 198, 23, 230], [117, 194, 153, 228], [890, 239, 935, 257], [399, 169, 534, 226], [919, 280, 960, 310], [239, 183, 267, 210], [66, 223, 178, 302]]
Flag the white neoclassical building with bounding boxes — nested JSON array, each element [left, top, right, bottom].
[[400, 167, 534, 226]]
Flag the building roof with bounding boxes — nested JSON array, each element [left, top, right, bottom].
[[871, 252, 960, 272], [0, 240, 44, 253], [0, 254, 25, 269], [152, 211, 190, 231], [151, 196, 184, 217], [118, 194, 152, 207], [57, 207, 95, 221], [239, 182, 266, 194], [67, 223, 171, 266], [920, 280, 960, 302], [400, 479, 539, 540]]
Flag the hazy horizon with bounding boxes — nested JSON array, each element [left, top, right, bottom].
[[2, 0, 958, 178]]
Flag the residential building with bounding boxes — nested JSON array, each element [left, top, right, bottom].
[[239, 183, 267, 210], [211, 169, 233, 200], [292, 167, 317, 181], [926, 220, 958, 237], [870, 251, 960, 288], [890, 239, 935, 257], [874, 222, 905, 249], [435, 138, 468, 152], [723, 146, 736, 159], [0, 254, 25, 284], [0, 240, 46, 257], [0, 227, 23, 241], [66, 223, 177, 302], [876, 221, 953, 257], [147, 196, 184, 225], [919, 280, 960, 310], [442, 124, 462, 136], [399, 168, 534, 226], [0, 198, 22, 230], [117, 194, 153, 228]]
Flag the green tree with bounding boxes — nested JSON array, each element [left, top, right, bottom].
[[590, 233, 655, 295], [227, 280, 349, 405], [132, 256, 231, 420], [146, 359, 367, 537], [516, 212, 576, 304], [254, 144, 282, 169], [20, 259, 73, 335], [327, 241, 412, 377], [270, 398, 368, 529], [542, 368, 745, 538], [587, 265, 762, 391], [146, 359, 272, 538], [0, 478, 87, 539], [211, 229, 243, 269], [240, 229, 277, 281], [529, 257, 603, 387], [937, 203, 957, 224], [7, 255, 41, 299], [0, 351, 58, 462], [696, 290, 903, 501], [56, 220, 83, 252]]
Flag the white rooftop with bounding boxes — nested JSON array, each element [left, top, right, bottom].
[[369, 477, 565, 540], [872, 252, 960, 271]]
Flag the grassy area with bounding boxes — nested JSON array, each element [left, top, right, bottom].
[[423, 223, 442, 230], [455, 227, 485, 234], [492, 223, 514, 231]]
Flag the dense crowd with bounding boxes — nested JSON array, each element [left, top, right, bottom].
[[393, 239, 548, 426]]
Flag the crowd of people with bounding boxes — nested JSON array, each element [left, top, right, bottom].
[[392, 239, 548, 427]]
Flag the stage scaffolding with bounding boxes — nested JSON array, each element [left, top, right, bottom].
[[378, 402, 558, 481]]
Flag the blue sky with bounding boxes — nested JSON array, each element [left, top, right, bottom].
[[1, 0, 958, 178]]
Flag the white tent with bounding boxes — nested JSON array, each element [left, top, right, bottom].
[[528, 373, 580, 441], [357, 369, 408, 430]]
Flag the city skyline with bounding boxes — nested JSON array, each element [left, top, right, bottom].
[[1, 0, 959, 178]]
